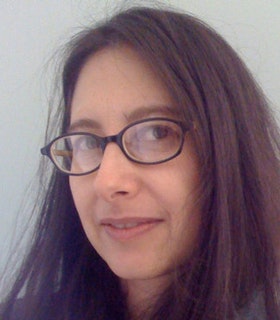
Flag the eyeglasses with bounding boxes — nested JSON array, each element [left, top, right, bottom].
[[41, 117, 191, 176]]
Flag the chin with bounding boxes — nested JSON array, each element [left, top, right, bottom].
[[105, 257, 171, 283]]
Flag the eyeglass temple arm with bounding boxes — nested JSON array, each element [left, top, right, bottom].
[[52, 150, 73, 157], [40, 147, 72, 158]]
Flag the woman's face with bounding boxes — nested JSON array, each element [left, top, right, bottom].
[[69, 46, 201, 283]]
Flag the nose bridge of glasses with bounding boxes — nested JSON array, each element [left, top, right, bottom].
[[101, 134, 122, 152]]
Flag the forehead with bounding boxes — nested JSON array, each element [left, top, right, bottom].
[[70, 46, 177, 130]]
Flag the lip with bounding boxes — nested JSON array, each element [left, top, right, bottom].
[[100, 217, 163, 241]]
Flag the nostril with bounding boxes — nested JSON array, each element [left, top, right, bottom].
[[109, 190, 129, 200], [115, 191, 128, 196]]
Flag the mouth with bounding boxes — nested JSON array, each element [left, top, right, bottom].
[[100, 218, 163, 241]]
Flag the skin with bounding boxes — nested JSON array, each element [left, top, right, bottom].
[[69, 46, 201, 310]]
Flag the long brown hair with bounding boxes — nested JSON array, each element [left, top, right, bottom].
[[2, 6, 280, 320]]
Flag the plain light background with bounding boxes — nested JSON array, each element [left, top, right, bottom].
[[0, 0, 279, 269]]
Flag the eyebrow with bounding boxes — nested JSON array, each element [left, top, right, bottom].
[[68, 118, 101, 133], [68, 105, 180, 133], [123, 105, 180, 123]]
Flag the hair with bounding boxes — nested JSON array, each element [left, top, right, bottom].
[[1, 5, 280, 320]]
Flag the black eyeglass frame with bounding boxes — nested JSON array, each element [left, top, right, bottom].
[[41, 117, 192, 176]]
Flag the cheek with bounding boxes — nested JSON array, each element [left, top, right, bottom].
[[154, 157, 200, 215], [161, 152, 201, 257], [69, 178, 82, 208], [69, 177, 101, 247], [69, 177, 93, 220], [166, 187, 201, 265]]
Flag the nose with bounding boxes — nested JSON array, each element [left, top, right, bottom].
[[92, 143, 141, 202]]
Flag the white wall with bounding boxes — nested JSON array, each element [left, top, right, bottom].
[[1, 0, 279, 269]]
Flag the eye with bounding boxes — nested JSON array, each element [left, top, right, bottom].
[[150, 126, 169, 139], [72, 135, 99, 151], [139, 124, 177, 141]]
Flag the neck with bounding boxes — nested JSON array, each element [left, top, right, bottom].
[[121, 275, 170, 319]]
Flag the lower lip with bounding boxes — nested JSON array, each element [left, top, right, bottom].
[[103, 221, 161, 241]]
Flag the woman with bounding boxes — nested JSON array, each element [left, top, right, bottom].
[[1, 6, 280, 320]]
